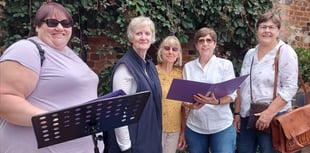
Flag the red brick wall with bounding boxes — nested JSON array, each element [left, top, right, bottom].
[[87, 36, 120, 74], [86, 32, 199, 74], [278, 0, 310, 48]]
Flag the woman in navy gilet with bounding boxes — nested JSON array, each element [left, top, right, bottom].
[[104, 16, 162, 153]]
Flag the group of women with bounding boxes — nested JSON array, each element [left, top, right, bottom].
[[0, 2, 299, 153]]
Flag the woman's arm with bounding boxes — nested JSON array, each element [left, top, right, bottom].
[[178, 105, 187, 150], [233, 88, 241, 132], [0, 61, 46, 126], [112, 64, 136, 152]]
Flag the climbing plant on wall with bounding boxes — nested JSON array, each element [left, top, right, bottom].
[[1, 0, 274, 51], [0, 0, 275, 95]]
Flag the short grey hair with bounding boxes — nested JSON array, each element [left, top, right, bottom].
[[127, 16, 156, 43]]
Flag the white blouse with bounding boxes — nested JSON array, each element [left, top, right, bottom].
[[183, 55, 237, 134], [239, 40, 298, 117]]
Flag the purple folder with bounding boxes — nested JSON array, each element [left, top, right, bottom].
[[88, 89, 126, 103], [166, 74, 249, 103]]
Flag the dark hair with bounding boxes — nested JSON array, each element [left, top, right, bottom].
[[256, 10, 281, 29], [34, 2, 73, 28], [193, 27, 217, 44]]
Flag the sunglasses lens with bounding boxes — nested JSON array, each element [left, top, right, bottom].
[[172, 47, 179, 51], [45, 19, 58, 27], [164, 46, 179, 52], [44, 19, 72, 28], [198, 38, 213, 44], [164, 46, 171, 50], [60, 20, 72, 28]]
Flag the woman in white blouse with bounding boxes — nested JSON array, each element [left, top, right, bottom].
[[234, 10, 298, 153], [182, 27, 237, 153]]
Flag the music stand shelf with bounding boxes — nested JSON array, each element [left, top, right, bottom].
[[31, 90, 150, 153]]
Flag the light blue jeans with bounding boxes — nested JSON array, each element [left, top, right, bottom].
[[185, 124, 236, 153], [237, 117, 279, 153]]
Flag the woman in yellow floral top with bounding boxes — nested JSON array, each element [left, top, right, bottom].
[[156, 36, 186, 153]]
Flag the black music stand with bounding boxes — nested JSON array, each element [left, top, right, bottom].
[[31, 90, 150, 153]]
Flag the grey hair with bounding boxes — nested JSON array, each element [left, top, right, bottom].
[[127, 16, 156, 43]]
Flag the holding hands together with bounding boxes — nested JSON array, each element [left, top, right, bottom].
[[194, 92, 220, 106]]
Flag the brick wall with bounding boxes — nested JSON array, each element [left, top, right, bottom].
[[86, 32, 198, 74], [87, 36, 120, 74], [279, 0, 310, 48]]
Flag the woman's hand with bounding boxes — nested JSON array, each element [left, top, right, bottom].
[[255, 96, 287, 131], [233, 115, 241, 133], [177, 131, 187, 151], [182, 102, 204, 109], [255, 109, 275, 131], [193, 93, 220, 105]]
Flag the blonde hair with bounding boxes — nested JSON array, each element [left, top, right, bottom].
[[157, 36, 182, 66], [127, 16, 156, 43]]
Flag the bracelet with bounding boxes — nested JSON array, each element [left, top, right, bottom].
[[234, 112, 240, 115]]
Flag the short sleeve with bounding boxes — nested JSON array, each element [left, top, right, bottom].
[[0, 39, 41, 74]]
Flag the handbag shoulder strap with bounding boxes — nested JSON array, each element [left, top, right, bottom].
[[273, 45, 310, 104], [27, 39, 45, 66], [298, 72, 310, 105], [273, 45, 283, 99], [250, 45, 283, 103], [275, 45, 309, 106]]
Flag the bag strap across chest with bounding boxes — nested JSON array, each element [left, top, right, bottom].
[[27, 39, 45, 66]]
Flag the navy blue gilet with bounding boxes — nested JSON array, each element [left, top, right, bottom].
[[105, 48, 162, 153]]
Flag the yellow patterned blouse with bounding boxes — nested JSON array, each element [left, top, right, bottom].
[[156, 65, 183, 132]]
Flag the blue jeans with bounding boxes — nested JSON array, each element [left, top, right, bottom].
[[237, 117, 279, 153], [185, 124, 236, 153]]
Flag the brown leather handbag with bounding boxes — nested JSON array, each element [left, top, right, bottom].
[[271, 74, 310, 153]]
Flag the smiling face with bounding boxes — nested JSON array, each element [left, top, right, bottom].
[[130, 25, 153, 53], [126, 17, 155, 59], [34, 2, 73, 51], [36, 13, 72, 51], [195, 35, 216, 57], [257, 20, 280, 46], [157, 36, 182, 66], [193, 27, 217, 58], [161, 45, 179, 64]]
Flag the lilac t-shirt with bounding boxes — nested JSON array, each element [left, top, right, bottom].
[[0, 37, 102, 153]]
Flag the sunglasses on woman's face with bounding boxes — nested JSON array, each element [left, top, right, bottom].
[[163, 46, 179, 52], [43, 19, 72, 28]]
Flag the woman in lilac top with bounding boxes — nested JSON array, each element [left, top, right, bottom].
[[0, 2, 101, 153]]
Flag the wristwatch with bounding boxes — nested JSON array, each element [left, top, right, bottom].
[[234, 112, 240, 116]]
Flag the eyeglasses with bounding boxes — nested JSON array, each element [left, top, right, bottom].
[[43, 19, 72, 28], [163, 46, 179, 52], [258, 25, 278, 30], [198, 38, 214, 44]]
